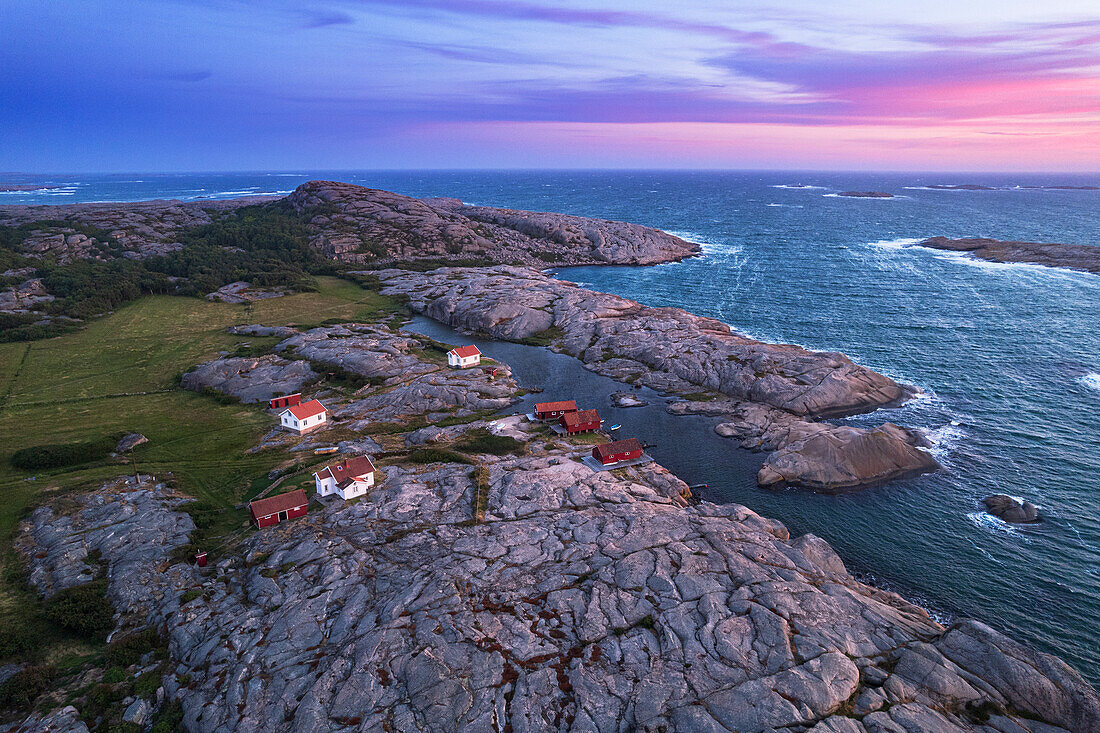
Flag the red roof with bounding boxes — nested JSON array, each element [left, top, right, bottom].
[[286, 399, 326, 420], [315, 455, 376, 483], [449, 345, 481, 358], [250, 489, 308, 518], [562, 409, 601, 428], [594, 438, 643, 461], [535, 400, 577, 414]]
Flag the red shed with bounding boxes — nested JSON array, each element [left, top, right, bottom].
[[593, 438, 643, 465], [560, 409, 601, 434], [534, 400, 577, 420], [269, 393, 302, 410], [250, 489, 309, 528]]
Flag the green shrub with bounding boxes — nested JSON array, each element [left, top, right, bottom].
[[103, 666, 126, 684], [10, 433, 124, 470], [134, 670, 161, 697], [150, 699, 184, 733], [43, 580, 114, 639], [407, 448, 475, 465], [179, 590, 202, 605], [106, 628, 162, 668], [454, 429, 526, 456], [0, 665, 55, 711]]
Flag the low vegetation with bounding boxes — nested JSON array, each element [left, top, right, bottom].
[[9, 433, 124, 470], [42, 580, 114, 640], [454, 428, 526, 456]]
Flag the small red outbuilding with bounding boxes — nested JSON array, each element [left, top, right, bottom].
[[593, 438, 644, 465], [269, 393, 302, 410], [561, 409, 601, 434], [250, 489, 309, 528]]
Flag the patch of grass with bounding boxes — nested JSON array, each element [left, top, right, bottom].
[[180, 589, 202, 605], [0, 664, 55, 712], [407, 448, 475, 466], [680, 391, 718, 402], [454, 429, 526, 456], [515, 326, 564, 348], [105, 628, 162, 668]]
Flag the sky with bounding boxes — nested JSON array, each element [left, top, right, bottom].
[[1, 0, 1099, 172]]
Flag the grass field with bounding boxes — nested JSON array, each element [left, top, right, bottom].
[[0, 276, 404, 643]]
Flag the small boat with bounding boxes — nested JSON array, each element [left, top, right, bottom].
[[608, 424, 622, 431], [313, 447, 338, 455]]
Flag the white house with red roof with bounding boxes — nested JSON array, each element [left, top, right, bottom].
[[279, 399, 327, 435], [447, 345, 481, 368], [314, 455, 376, 500]]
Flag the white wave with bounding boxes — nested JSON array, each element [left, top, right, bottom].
[[918, 422, 965, 459], [766, 203, 803, 208], [191, 189, 292, 199], [928, 249, 1098, 281], [770, 184, 825, 189], [1076, 373, 1100, 391], [967, 511, 1019, 536], [867, 237, 922, 250], [663, 230, 739, 254], [823, 193, 904, 200]]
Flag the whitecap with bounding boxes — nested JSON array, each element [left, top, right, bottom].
[[663, 230, 739, 254], [967, 511, 1018, 536], [823, 193, 904, 199], [1077, 373, 1100, 391], [770, 184, 824, 189], [866, 237, 922, 250], [919, 422, 965, 459]]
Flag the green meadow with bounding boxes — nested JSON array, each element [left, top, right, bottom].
[[0, 277, 403, 636]]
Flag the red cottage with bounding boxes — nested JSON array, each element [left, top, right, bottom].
[[534, 400, 577, 420], [593, 438, 644, 465], [561, 409, 601, 434], [269, 393, 302, 410], [250, 489, 309, 528]]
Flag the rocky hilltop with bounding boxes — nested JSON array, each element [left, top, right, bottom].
[[283, 180, 699, 266], [18, 460, 1100, 732], [916, 237, 1100, 274], [376, 266, 939, 492]]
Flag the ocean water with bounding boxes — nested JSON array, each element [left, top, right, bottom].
[[5, 170, 1099, 684]]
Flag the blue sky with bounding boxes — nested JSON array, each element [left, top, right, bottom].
[[2, 0, 1098, 171]]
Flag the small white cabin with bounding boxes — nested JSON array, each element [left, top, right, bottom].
[[447, 345, 482, 368], [314, 456, 376, 500], [280, 399, 328, 435]]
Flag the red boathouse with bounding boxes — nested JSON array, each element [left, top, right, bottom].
[[561, 409, 601, 434], [534, 400, 577, 420], [593, 438, 644, 465], [250, 489, 309, 528], [269, 393, 302, 410]]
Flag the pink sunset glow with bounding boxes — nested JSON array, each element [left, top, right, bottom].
[[1, 0, 1098, 170]]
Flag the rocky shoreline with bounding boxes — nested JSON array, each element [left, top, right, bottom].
[[375, 265, 940, 492], [916, 236, 1100, 274]]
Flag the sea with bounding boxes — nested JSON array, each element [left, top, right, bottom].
[[4, 170, 1099, 684]]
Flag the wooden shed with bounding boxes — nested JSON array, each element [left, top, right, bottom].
[[560, 409, 601, 435], [593, 438, 643, 465], [534, 400, 577, 420], [250, 489, 309, 528]]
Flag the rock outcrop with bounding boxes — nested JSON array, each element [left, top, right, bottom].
[[837, 191, 895, 198], [0, 196, 270, 259], [0, 278, 54, 314], [19, 462, 1100, 732], [275, 324, 436, 381], [15, 478, 197, 625], [983, 495, 1041, 523], [181, 354, 316, 403], [284, 180, 700, 266], [205, 281, 291, 303], [376, 266, 938, 491], [917, 236, 1100, 274]]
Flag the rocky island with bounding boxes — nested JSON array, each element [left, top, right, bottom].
[[916, 236, 1100, 274], [836, 191, 895, 198]]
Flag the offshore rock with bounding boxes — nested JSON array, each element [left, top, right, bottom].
[[983, 495, 1041, 523], [917, 236, 1100, 274]]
